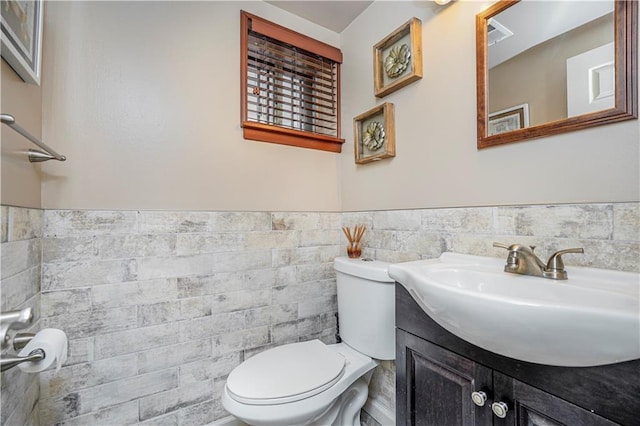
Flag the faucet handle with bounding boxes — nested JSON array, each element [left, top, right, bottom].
[[546, 248, 584, 270], [493, 242, 519, 268], [493, 242, 536, 252]]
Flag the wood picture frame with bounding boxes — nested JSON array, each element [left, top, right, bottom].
[[476, 0, 638, 148], [1, 0, 43, 85], [373, 17, 422, 98], [354, 103, 395, 164], [488, 103, 530, 136]]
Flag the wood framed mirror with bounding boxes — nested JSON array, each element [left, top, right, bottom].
[[476, 0, 637, 149]]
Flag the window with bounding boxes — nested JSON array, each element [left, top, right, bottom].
[[240, 11, 344, 153]]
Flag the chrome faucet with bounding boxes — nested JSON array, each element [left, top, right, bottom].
[[493, 242, 584, 280]]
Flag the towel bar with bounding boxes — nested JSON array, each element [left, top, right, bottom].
[[0, 113, 66, 162]]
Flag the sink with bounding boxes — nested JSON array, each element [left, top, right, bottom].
[[388, 252, 640, 367]]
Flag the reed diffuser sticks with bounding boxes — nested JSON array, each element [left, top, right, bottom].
[[342, 224, 366, 258]]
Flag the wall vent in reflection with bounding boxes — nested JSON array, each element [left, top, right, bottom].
[[487, 18, 513, 46]]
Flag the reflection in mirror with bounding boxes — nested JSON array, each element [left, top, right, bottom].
[[489, 2, 614, 127], [476, 0, 637, 148]]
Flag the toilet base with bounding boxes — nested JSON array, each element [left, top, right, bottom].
[[226, 375, 372, 426], [311, 375, 371, 426], [222, 343, 378, 426]]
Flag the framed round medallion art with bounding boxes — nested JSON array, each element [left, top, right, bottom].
[[353, 103, 395, 164], [373, 17, 423, 98]]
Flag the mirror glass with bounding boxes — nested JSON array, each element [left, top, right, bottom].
[[476, 0, 637, 148]]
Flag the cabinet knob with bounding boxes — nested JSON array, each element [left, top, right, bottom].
[[491, 401, 509, 418], [471, 391, 488, 407]]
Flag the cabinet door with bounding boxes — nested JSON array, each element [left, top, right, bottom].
[[492, 372, 619, 426], [397, 330, 493, 426]]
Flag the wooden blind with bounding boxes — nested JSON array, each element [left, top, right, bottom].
[[241, 11, 345, 153]]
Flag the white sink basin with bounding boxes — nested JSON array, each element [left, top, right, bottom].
[[388, 252, 640, 367]]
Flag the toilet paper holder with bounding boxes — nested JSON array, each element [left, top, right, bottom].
[[0, 308, 45, 372], [1, 348, 45, 372]]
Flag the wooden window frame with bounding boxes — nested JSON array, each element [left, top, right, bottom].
[[241, 11, 345, 153]]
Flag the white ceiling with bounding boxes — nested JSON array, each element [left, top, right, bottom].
[[265, 1, 374, 33]]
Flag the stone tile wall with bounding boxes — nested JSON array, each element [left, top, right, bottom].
[[346, 202, 640, 424], [2, 203, 637, 426], [345, 203, 640, 271], [39, 210, 341, 425], [1, 206, 43, 426]]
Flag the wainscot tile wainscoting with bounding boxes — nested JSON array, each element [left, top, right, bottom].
[[0, 203, 638, 425], [37, 210, 341, 425], [1, 206, 43, 425]]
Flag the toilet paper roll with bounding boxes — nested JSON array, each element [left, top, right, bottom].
[[17, 328, 68, 373]]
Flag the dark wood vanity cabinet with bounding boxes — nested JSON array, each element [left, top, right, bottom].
[[398, 330, 493, 425], [396, 284, 640, 426]]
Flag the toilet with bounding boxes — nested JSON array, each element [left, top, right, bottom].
[[222, 256, 395, 426]]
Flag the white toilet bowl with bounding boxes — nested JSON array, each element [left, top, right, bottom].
[[222, 340, 377, 426], [222, 257, 395, 426]]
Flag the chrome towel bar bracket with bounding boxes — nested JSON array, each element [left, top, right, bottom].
[[0, 113, 66, 162]]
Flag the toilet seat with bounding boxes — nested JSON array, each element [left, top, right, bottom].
[[226, 340, 346, 405]]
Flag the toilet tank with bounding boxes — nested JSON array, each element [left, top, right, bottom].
[[333, 257, 395, 360]]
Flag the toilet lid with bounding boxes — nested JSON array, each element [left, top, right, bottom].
[[226, 340, 346, 405]]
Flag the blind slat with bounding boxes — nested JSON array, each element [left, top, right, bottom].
[[247, 111, 337, 133], [247, 13, 342, 63], [247, 55, 336, 90], [246, 90, 336, 115], [248, 34, 336, 72], [247, 100, 338, 127], [247, 71, 337, 103], [247, 114, 337, 135], [247, 50, 335, 86], [247, 65, 336, 98]]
